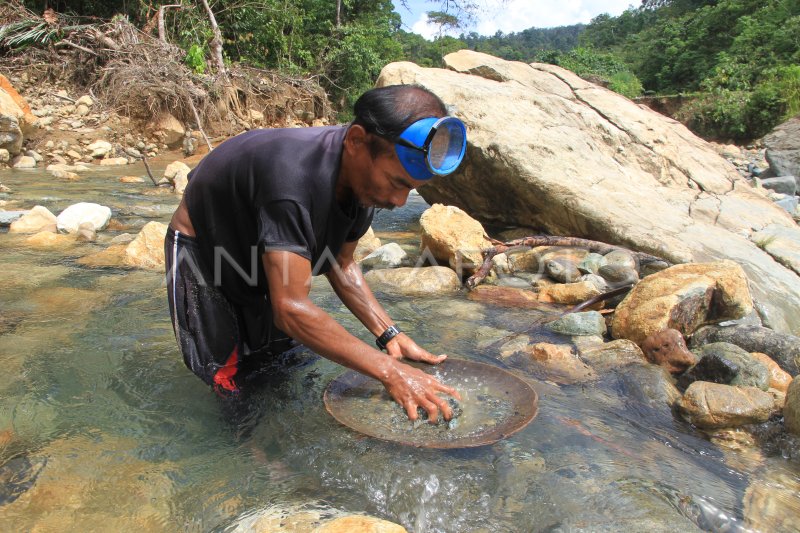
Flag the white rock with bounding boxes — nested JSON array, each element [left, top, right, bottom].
[[87, 140, 112, 158], [56, 202, 112, 233], [75, 95, 93, 107], [361, 242, 408, 269], [12, 155, 36, 168], [0, 148, 9, 163], [99, 157, 128, 166]]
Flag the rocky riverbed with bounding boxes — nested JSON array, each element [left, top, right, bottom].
[[2, 60, 800, 531]]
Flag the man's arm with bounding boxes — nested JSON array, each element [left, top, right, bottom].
[[262, 250, 458, 422], [324, 240, 447, 364]]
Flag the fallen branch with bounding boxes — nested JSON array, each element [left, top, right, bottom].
[[186, 97, 213, 152], [55, 40, 100, 56], [140, 153, 158, 186], [466, 235, 670, 289]]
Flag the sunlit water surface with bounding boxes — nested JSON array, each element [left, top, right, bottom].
[[1, 164, 798, 532]]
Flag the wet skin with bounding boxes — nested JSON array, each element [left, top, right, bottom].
[[170, 124, 460, 422]]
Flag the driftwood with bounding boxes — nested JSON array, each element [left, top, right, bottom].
[[466, 235, 670, 289]]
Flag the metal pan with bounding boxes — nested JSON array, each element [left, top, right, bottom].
[[324, 358, 538, 449]]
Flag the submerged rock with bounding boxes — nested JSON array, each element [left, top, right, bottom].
[[364, 266, 461, 296], [544, 258, 581, 283], [611, 261, 753, 346], [690, 324, 800, 376], [537, 280, 601, 305], [576, 338, 647, 371], [467, 285, 540, 308], [545, 311, 607, 337], [524, 342, 597, 383], [677, 382, 773, 429]]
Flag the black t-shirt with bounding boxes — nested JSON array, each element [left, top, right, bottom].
[[184, 125, 374, 306]]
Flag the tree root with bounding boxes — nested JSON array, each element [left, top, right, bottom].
[[466, 235, 671, 289]]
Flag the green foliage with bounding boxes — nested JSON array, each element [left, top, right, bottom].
[[185, 44, 207, 74], [581, 0, 800, 139], [535, 47, 643, 99], [460, 25, 584, 62]]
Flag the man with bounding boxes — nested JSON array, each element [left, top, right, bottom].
[[166, 84, 467, 422]]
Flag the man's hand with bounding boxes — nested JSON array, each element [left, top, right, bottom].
[[385, 332, 446, 365], [380, 358, 461, 423]]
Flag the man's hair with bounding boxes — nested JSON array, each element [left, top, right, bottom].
[[352, 85, 448, 157]]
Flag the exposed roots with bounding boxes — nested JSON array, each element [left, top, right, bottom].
[[0, 6, 332, 134]]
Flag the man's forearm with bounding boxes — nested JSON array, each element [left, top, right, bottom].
[[327, 260, 395, 337], [272, 295, 396, 382]]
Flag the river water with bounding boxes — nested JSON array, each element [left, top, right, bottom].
[[1, 163, 799, 532]]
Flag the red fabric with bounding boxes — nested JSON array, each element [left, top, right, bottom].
[[213, 346, 239, 392]]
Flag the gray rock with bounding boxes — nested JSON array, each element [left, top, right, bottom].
[[760, 176, 797, 196], [774, 195, 799, 215], [785, 377, 800, 436], [495, 276, 533, 289], [690, 324, 800, 376], [580, 273, 609, 291], [764, 115, 800, 177], [545, 311, 607, 337], [577, 253, 605, 275], [545, 258, 581, 283], [0, 210, 27, 226], [597, 263, 638, 286], [615, 364, 681, 410], [603, 249, 638, 270], [678, 342, 770, 391]]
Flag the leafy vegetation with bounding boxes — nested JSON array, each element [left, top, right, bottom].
[[9, 0, 800, 139], [581, 0, 800, 139]]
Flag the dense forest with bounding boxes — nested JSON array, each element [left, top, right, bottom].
[[5, 0, 800, 139]]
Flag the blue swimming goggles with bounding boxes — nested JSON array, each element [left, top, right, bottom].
[[392, 116, 467, 181]]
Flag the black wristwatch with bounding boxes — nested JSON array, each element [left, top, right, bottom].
[[376, 325, 401, 351]]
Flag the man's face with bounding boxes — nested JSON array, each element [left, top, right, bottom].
[[351, 136, 428, 210]]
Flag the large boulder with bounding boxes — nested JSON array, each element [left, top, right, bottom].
[[610, 261, 752, 345], [376, 51, 800, 334], [164, 161, 191, 194], [764, 114, 800, 178]]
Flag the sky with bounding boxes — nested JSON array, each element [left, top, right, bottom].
[[393, 0, 638, 40]]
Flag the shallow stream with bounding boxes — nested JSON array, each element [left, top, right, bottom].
[[1, 164, 799, 532]]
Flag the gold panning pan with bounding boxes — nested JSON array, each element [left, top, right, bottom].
[[324, 358, 538, 448]]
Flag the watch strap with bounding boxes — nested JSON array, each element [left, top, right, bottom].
[[376, 325, 401, 351]]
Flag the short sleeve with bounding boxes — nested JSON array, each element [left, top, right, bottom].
[[346, 207, 375, 242], [258, 200, 315, 260]]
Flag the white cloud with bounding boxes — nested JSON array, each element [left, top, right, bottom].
[[402, 0, 636, 39]]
